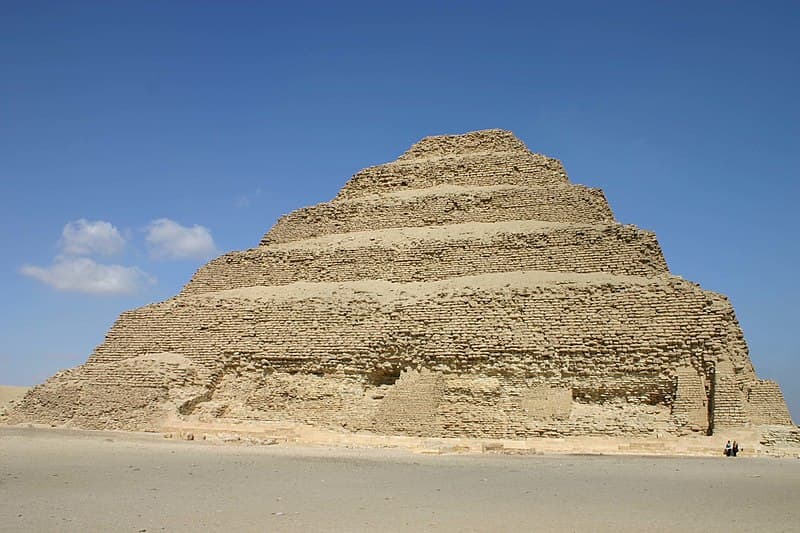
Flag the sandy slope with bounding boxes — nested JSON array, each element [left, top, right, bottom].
[[1, 427, 798, 532], [0, 385, 29, 407]]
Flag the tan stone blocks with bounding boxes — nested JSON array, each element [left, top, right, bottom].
[[337, 152, 568, 200], [746, 380, 794, 425], [672, 366, 709, 432], [184, 222, 667, 295], [10, 129, 795, 442], [262, 185, 615, 245], [89, 273, 753, 411], [397, 129, 532, 161]]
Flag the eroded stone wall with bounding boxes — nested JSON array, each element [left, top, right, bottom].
[[88, 274, 755, 409], [262, 185, 614, 244], [672, 366, 709, 432], [747, 380, 794, 425], [712, 372, 750, 429], [185, 223, 666, 295], [397, 129, 531, 160], [522, 385, 573, 421], [168, 367, 681, 438], [7, 354, 208, 431], [337, 153, 568, 200]]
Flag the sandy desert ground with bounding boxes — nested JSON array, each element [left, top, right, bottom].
[[1, 427, 799, 532]]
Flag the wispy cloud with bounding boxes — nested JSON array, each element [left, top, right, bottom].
[[234, 188, 262, 209], [22, 216, 216, 294], [20, 256, 154, 295], [60, 219, 126, 256], [145, 218, 217, 260], [22, 219, 151, 295]]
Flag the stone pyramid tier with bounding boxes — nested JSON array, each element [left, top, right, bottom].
[[185, 221, 667, 296], [7, 129, 794, 442], [261, 185, 615, 245], [335, 129, 568, 200]]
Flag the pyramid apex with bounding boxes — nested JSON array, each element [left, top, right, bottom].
[[397, 129, 528, 161]]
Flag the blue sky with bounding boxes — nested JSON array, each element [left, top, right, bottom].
[[1, 1, 798, 419]]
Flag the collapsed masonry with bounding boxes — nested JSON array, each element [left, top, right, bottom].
[[7, 129, 795, 442]]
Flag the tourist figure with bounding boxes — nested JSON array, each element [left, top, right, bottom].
[[732, 441, 739, 457], [724, 440, 732, 457]]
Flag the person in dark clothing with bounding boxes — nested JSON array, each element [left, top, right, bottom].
[[732, 441, 739, 457]]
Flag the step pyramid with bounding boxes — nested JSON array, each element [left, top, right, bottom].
[[7, 129, 794, 439]]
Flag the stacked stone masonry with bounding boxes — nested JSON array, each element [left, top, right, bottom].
[[8, 129, 794, 441], [336, 152, 568, 200], [398, 129, 532, 161], [746, 380, 794, 426], [185, 222, 667, 295], [672, 366, 709, 433], [261, 185, 614, 245], [712, 373, 751, 428]]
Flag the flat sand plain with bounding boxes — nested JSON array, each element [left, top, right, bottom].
[[1, 427, 798, 532]]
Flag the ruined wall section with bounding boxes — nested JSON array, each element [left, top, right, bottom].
[[711, 373, 750, 428], [705, 297, 757, 390], [373, 369, 444, 435], [187, 370, 375, 430], [521, 385, 573, 421], [336, 152, 568, 200], [7, 354, 208, 431], [760, 426, 800, 456], [338, 129, 568, 200], [87, 275, 755, 408], [172, 368, 684, 439], [261, 185, 614, 245], [397, 129, 531, 161], [185, 223, 667, 295], [746, 380, 794, 425], [671, 366, 709, 432]]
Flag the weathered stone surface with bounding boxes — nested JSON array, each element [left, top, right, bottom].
[[6, 129, 794, 443], [185, 222, 667, 295], [261, 185, 614, 245], [672, 366, 709, 433], [337, 150, 567, 200], [746, 380, 794, 426]]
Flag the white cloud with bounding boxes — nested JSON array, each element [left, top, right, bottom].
[[145, 218, 216, 260], [20, 256, 155, 295], [60, 219, 126, 256]]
